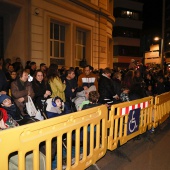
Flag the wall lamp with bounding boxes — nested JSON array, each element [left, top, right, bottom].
[[34, 8, 40, 15]]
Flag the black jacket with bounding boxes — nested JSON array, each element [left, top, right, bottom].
[[32, 80, 52, 109], [98, 75, 116, 104]]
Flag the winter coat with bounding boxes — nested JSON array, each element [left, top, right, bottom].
[[46, 98, 64, 118], [11, 78, 35, 115], [98, 74, 116, 104], [32, 79, 51, 109], [49, 77, 66, 102], [78, 72, 98, 90]]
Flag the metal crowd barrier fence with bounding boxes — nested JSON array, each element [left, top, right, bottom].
[[1, 93, 170, 170], [107, 96, 154, 151], [0, 105, 108, 170], [153, 92, 170, 128]]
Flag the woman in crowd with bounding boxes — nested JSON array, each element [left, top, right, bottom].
[[112, 72, 122, 99], [32, 69, 52, 110], [47, 64, 66, 102], [98, 67, 119, 105], [122, 70, 140, 100], [11, 69, 34, 115]]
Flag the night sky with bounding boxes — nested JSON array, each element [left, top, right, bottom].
[[143, 0, 162, 35]]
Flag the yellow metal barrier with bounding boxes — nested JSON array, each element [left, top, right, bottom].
[[0, 105, 108, 170], [107, 97, 154, 151], [1, 93, 170, 169], [153, 92, 170, 128]]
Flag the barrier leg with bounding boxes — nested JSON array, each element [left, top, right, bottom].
[[142, 131, 155, 143], [113, 147, 131, 162], [87, 163, 101, 170]]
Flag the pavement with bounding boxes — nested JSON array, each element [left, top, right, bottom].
[[87, 118, 170, 170]]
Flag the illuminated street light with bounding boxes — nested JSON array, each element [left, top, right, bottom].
[[154, 37, 160, 41]]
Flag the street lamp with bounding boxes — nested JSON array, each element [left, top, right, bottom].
[[154, 36, 164, 69]]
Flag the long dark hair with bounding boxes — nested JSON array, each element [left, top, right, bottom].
[[33, 69, 50, 90], [33, 69, 44, 81], [47, 63, 59, 81]]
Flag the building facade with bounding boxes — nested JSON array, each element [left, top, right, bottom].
[[113, 0, 143, 68], [0, 0, 114, 69]]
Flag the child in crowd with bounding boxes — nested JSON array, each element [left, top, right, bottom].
[[46, 96, 65, 118], [82, 91, 101, 110], [145, 85, 153, 96], [120, 87, 130, 102], [0, 94, 36, 125], [72, 85, 96, 111], [0, 108, 19, 130]]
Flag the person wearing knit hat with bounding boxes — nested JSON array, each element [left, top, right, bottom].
[[0, 94, 37, 125], [0, 94, 11, 105]]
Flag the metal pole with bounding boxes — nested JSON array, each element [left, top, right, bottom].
[[161, 0, 165, 70], [160, 38, 164, 69]]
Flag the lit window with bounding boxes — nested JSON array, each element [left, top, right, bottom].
[[50, 21, 65, 59]]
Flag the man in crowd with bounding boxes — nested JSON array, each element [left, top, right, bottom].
[[30, 61, 37, 76], [63, 68, 78, 105], [78, 65, 98, 91]]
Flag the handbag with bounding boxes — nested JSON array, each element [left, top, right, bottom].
[[26, 96, 44, 121], [26, 96, 37, 117]]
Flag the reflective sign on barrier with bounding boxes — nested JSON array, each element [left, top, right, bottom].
[[127, 108, 140, 135]]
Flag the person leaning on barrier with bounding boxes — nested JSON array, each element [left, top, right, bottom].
[[120, 87, 130, 102], [82, 91, 101, 110], [72, 85, 97, 111], [98, 67, 119, 105], [11, 69, 35, 116], [112, 72, 122, 98]]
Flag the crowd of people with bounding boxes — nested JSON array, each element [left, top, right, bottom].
[[0, 57, 170, 130]]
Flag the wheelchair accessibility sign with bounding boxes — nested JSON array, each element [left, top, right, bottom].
[[127, 108, 140, 135]]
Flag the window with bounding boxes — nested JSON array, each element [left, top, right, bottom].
[[113, 27, 140, 38], [114, 45, 141, 57], [76, 29, 86, 61], [50, 20, 65, 65], [121, 10, 139, 20], [114, 8, 141, 20]]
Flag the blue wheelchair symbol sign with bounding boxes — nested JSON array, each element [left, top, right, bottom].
[[127, 108, 140, 135]]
